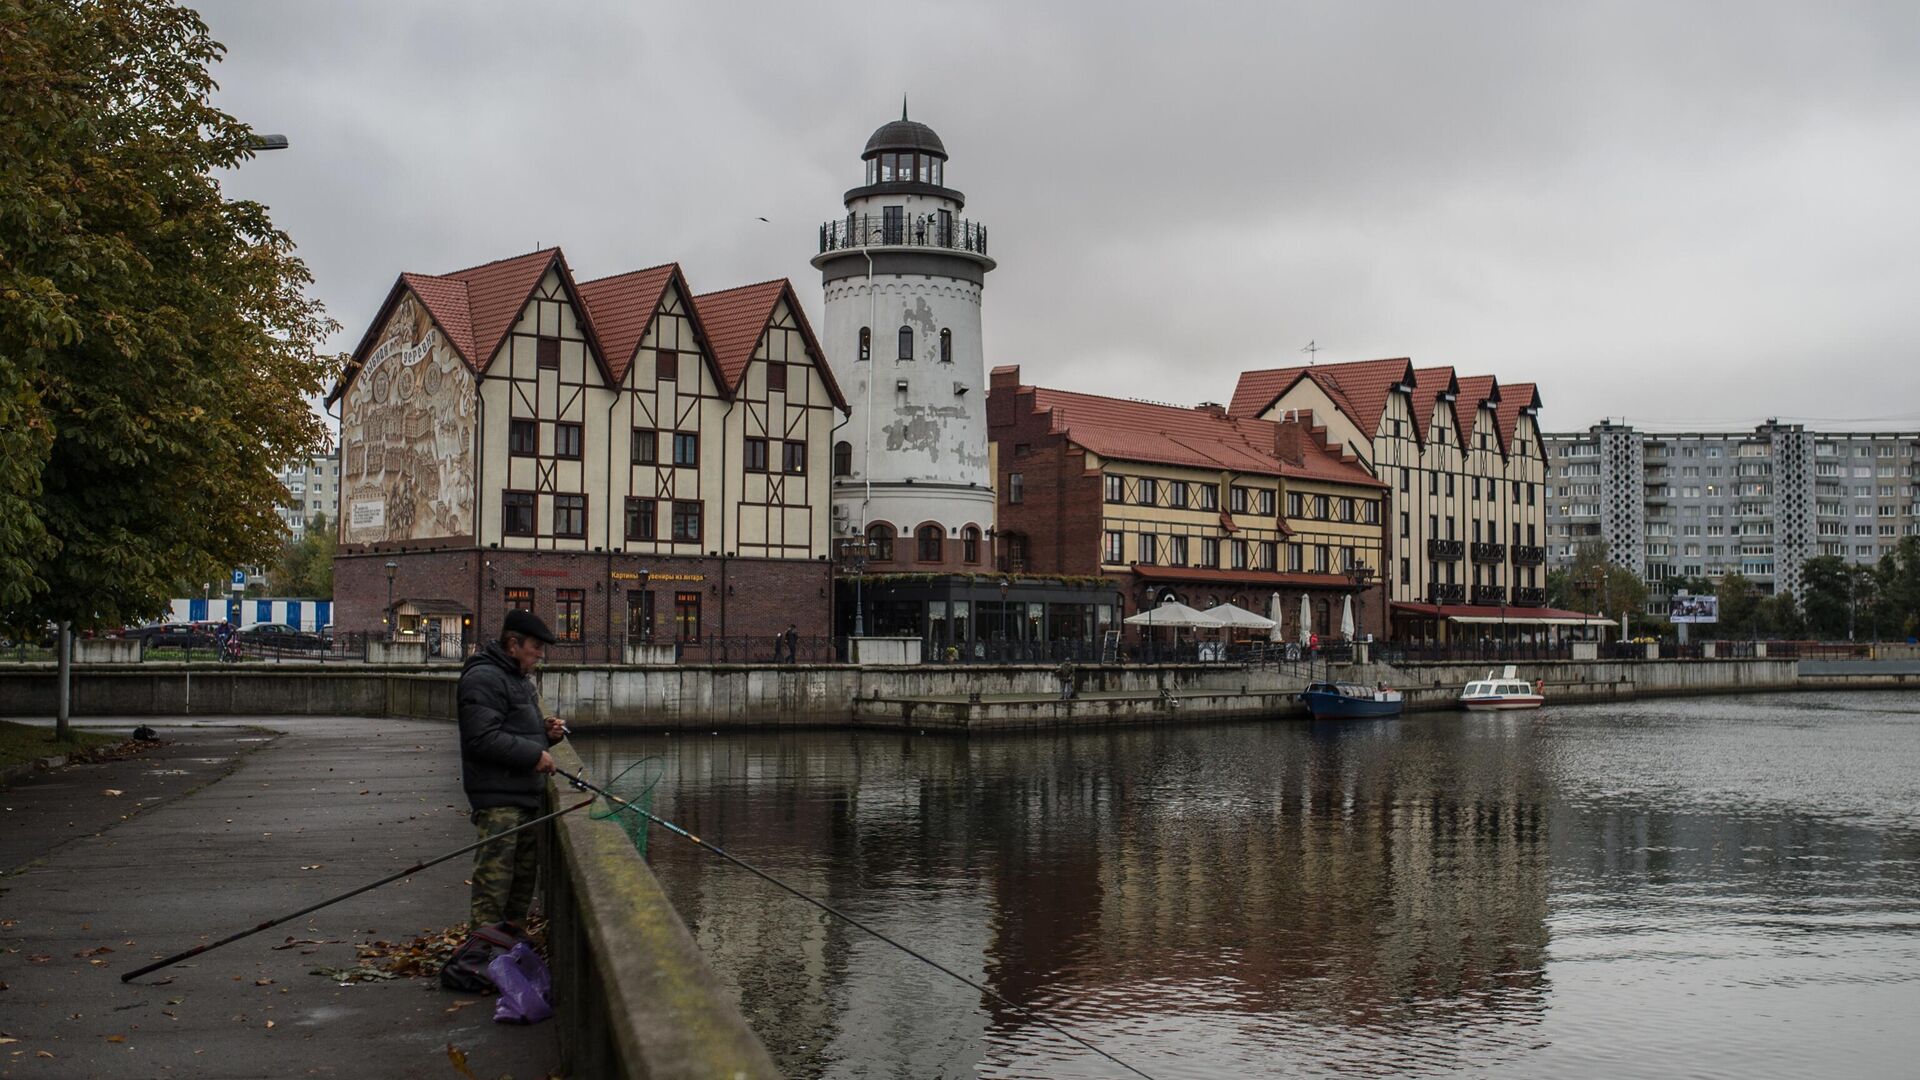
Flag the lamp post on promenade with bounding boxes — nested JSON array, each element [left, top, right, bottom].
[[383, 560, 398, 642]]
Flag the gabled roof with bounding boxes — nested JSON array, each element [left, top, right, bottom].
[[1456, 375, 1502, 451], [1011, 382, 1384, 488], [1495, 382, 1542, 452], [691, 280, 850, 412], [1228, 357, 1416, 449], [575, 264, 677, 385], [1411, 366, 1459, 445]]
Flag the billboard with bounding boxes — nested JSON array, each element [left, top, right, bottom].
[[1669, 593, 1718, 624]]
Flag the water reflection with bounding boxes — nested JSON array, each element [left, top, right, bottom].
[[584, 691, 1920, 1078]]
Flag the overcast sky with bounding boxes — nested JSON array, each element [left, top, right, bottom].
[[200, 0, 1920, 434]]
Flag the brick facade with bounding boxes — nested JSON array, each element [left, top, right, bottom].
[[987, 368, 1104, 576], [336, 547, 831, 662]]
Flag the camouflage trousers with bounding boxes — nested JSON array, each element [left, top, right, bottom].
[[470, 806, 539, 927]]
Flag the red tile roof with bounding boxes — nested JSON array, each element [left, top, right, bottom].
[[1455, 375, 1501, 451], [1227, 358, 1415, 441], [691, 280, 849, 411], [1411, 365, 1458, 444], [575, 264, 676, 385], [1012, 381, 1384, 488], [1495, 382, 1541, 452]]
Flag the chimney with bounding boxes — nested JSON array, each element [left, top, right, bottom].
[[1275, 413, 1307, 465], [1193, 402, 1226, 418]]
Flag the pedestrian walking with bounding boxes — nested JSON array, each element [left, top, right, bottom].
[[1056, 657, 1076, 701], [782, 623, 800, 664], [458, 609, 566, 928]]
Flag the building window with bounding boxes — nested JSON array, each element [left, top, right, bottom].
[[554, 422, 583, 460], [1286, 543, 1302, 572], [1231, 486, 1249, 513], [1009, 473, 1024, 503], [1311, 494, 1327, 519], [1259, 541, 1277, 570], [1168, 481, 1189, 508], [624, 497, 655, 541], [631, 428, 657, 464], [674, 591, 701, 642], [782, 440, 806, 474], [1429, 471, 1438, 496], [917, 524, 944, 561], [1231, 540, 1248, 569], [1138, 534, 1156, 565], [656, 350, 677, 381], [833, 441, 852, 477], [1200, 537, 1220, 567], [1105, 474, 1125, 503], [673, 432, 698, 467], [1399, 470, 1409, 493], [867, 522, 894, 560], [1138, 478, 1158, 506], [1285, 491, 1302, 517], [962, 526, 981, 563], [767, 362, 787, 393], [509, 419, 538, 457], [1447, 474, 1456, 496], [555, 589, 584, 642], [859, 327, 871, 362], [505, 587, 534, 613], [1314, 545, 1330, 572], [898, 325, 913, 360], [743, 437, 769, 473], [554, 494, 586, 538], [1258, 489, 1276, 516], [1104, 531, 1124, 563], [1400, 557, 1411, 584], [1167, 535, 1189, 565], [536, 337, 560, 369], [1197, 485, 1218, 511], [502, 491, 535, 536], [1340, 497, 1356, 522], [939, 328, 952, 363], [671, 500, 701, 542]]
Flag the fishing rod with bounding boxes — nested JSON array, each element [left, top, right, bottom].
[[121, 795, 596, 984], [557, 767, 1161, 1080]]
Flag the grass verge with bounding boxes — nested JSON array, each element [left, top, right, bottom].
[[0, 720, 119, 769]]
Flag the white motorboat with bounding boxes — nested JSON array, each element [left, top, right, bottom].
[[1459, 665, 1545, 711]]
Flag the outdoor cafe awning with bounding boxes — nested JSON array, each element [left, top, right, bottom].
[[1390, 601, 1612, 627]]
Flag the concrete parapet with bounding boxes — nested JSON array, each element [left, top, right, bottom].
[[623, 643, 676, 665], [850, 637, 922, 665], [73, 639, 141, 664], [541, 743, 778, 1079], [1571, 641, 1598, 661], [364, 640, 427, 665]]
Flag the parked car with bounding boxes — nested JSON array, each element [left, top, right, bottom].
[[130, 622, 215, 649], [236, 623, 327, 650]]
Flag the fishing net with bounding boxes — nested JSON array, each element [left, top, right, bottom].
[[587, 756, 665, 857]]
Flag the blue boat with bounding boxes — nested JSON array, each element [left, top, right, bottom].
[[1301, 681, 1404, 720]]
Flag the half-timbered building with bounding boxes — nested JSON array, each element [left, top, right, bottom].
[[328, 248, 847, 660]]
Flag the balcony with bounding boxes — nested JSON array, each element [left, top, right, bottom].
[[819, 213, 989, 257], [1470, 542, 1506, 564], [1512, 544, 1546, 566], [1427, 538, 1464, 561], [1471, 584, 1507, 606], [1429, 583, 1465, 605], [1512, 586, 1547, 607]]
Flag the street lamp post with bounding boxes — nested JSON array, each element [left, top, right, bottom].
[[383, 560, 398, 642]]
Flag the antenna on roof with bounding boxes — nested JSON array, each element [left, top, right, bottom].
[[1302, 340, 1319, 365], [902, 95, 908, 121]]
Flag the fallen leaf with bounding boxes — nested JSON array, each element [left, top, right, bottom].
[[264, 1020, 274, 1029], [254, 979, 273, 986], [106, 1035, 125, 1043], [102, 789, 124, 797], [444, 999, 479, 1013], [0, 1037, 15, 1045], [89, 960, 107, 967], [26, 955, 51, 965], [76, 946, 114, 958], [298, 864, 323, 871], [37, 1051, 53, 1058], [446, 1043, 479, 1080]]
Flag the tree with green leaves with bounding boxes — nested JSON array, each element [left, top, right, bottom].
[[1, 0, 335, 736], [273, 513, 336, 597], [1797, 556, 1853, 640], [1715, 573, 1761, 638], [1551, 541, 1647, 621]]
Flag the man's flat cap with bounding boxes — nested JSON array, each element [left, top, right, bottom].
[[502, 609, 557, 644]]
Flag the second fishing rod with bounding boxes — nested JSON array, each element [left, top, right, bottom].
[[558, 766, 1162, 1080]]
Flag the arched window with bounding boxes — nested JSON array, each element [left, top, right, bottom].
[[939, 328, 952, 364], [916, 523, 944, 562], [962, 525, 981, 563], [833, 441, 852, 478], [858, 327, 870, 362], [866, 522, 894, 561], [898, 325, 913, 361]]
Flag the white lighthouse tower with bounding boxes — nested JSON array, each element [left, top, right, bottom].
[[815, 107, 996, 573]]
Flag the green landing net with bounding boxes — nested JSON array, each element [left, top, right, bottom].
[[588, 756, 666, 856]]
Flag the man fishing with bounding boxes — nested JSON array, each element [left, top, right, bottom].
[[458, 609, 566, 928]]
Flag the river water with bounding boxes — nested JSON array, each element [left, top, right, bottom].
[[581, 691, 1920, 1079]]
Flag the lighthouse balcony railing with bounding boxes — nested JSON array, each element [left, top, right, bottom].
[[819, 215, 989, 257]]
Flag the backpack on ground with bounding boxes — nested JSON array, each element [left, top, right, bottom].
[[440, 922, 532, 993]]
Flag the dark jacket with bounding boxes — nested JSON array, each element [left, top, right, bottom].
[[457, 641, 549, 810]]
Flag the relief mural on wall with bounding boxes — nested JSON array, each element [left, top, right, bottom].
[[339, 293, 475, 544]]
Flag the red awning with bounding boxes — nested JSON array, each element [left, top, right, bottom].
[[1390, 601, 1609, 625], [1132, 566, 1356, 590]]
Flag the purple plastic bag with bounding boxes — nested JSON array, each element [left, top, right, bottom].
[[488, 942, 553, 1024]]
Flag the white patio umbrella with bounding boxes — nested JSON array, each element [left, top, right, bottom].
[[1298, 594, 1311, 645], [1122, 601, 1225, 628], [1208, 602, 1275, 631], [1267, 592, 1284, 643], [1340, 594, 1356, 639]]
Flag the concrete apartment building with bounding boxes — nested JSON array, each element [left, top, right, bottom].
[[1228, 359, 1562, 640], [277, 453, 340, 540], [1544, 421, 1920, 610]]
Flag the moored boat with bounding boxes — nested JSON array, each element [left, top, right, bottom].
[[1302, 680, 1404, 719], [1459, 666, 1545, 711]]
